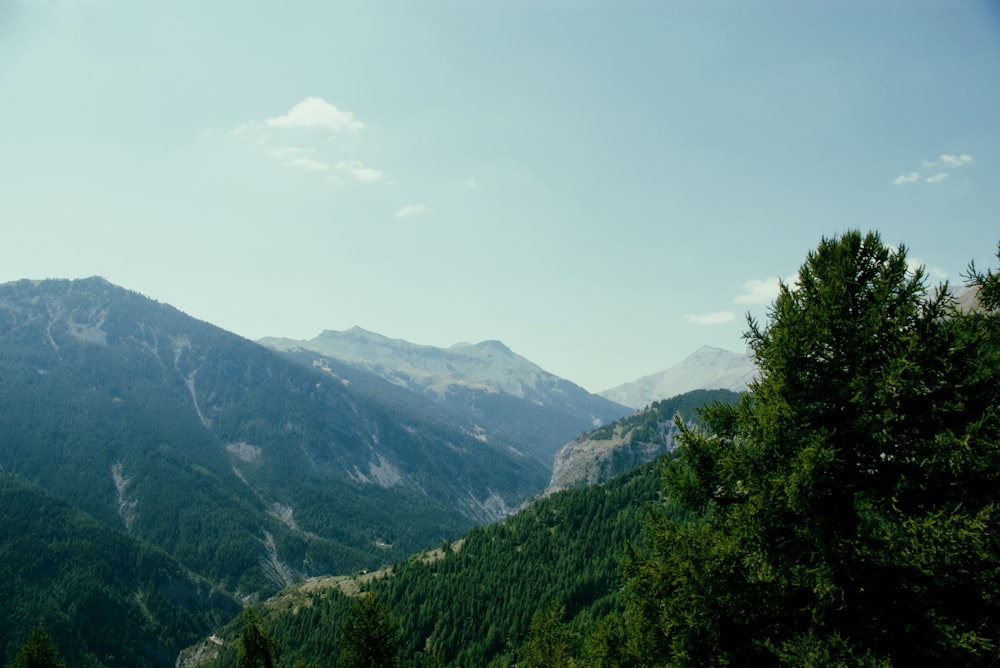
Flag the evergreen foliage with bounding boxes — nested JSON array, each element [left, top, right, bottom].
[[0, 473, 238, 668], [6, 625, 65, 668], [624, 231, 1000, 665], [236, 608, 279, 668], [520, 603, 576, 668], [198, 457, 670, 667], [337, 593, 402, 668]]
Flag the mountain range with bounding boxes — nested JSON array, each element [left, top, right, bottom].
[[599, 345, 756, 409], [0, 277, 563, 664], [0, 276, 756, 666], [260, 328, 631, 465]]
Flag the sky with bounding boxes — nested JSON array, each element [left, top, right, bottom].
[[1, 1, 999, 393]]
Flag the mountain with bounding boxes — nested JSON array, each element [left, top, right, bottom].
[[259, 327, 631, 464], [180, 457, 668, 668], [546, 388, 741, 495], [0, 473, 239, 668], [0, 278, 548, 602], [599, 345, 756, 409]]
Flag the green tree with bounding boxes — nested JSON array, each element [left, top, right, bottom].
[[236, 607, 279, 668], [7, 625, 65, 668], [520, 602, 576, 668], [581, 613, 627, 668], [337, 593, 402, 668], [624, 231, 1000, 666]]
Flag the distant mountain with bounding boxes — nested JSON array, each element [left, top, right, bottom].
[[260, 327, 631, 464], [600, 346, 756, 409], [0, 278, 548, 603], [546, 389, 741, 495]]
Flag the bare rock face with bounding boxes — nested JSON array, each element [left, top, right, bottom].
[[545, 388, 741, 495]]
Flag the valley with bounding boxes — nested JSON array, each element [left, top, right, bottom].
[[0, 276, 748, 666]]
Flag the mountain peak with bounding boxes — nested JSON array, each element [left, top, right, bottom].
[[599, 346, 756, 410]]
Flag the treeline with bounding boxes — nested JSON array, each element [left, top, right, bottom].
[[194, 233, 1000, 667], [196, 455, 675, 666]]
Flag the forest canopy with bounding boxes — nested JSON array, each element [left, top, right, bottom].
[[625, 231, 1000, 666]]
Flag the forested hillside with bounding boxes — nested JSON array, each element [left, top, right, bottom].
[[185, 457, 675, 667], [184, 233, 1000, 667], [0, 277, 547, 599], [0, 473, 238, 668]]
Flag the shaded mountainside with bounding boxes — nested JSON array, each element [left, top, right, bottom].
[[182, 458, 669, 668], [260, 327, 631, 465], [600, 345, 756, 410], [0, 278, 548, 602], [0, 473, 239, 668], [546, 388, 742, 494]]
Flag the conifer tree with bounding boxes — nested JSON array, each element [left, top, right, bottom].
[[337, 592, 402, 668], [236, 607, 279, 668], [520, 602, 576, 668], [7, 624, 65, 668], [625, 231, 1000, 666]]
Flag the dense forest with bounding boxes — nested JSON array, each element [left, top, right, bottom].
[[192, 455, 675, 667], [3, 232, 999, 667], [186, 232, 1000, 667], [0, 473, 238, 667]]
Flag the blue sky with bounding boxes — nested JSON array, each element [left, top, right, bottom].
[[2, 1, 998, 392]]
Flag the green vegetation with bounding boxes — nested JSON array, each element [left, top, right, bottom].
[[337, 593, 402, 668], [197, 455, 669, 666], [4, 234, 998, 666], [0, 473, 238, 668], [236, 608, 280, 668], [625, 232, 1000, 665], [587, 389, 739, 442], [6, 625, 65, 668]]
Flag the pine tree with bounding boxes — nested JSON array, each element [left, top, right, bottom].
[[337, 593, 402, 668], [625, 231, 1000, 666], [236, 607, 279, 668], [7, 624, 65, 668], [520, 602, 576, 668]]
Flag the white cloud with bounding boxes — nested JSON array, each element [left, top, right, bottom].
[[683, 311, 736, 326], [734, 277, 780, 304], [395, 204, 431, 218], [939, 153, 973, 168], [898, 153, 973, 186], [266, 97, 364, 133], [268, 146, 329, 172], [336, 160, 385, 183]]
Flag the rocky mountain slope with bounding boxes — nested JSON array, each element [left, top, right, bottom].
[[260, 327, 631, 464], [599, 345, 756, 409], [0, 278, 548, 601], [546, 388, 741, 494]]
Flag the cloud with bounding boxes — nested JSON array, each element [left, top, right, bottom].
[[939, 153, 973, 168], [897, 153, 973, 186], [395, 204, 431, 218], [734, 277, 780, 304], [268, 146, 329, 173], [266, 97, 364, 133], [683, 311, 736, 326], [336, 160, 385, 183]]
